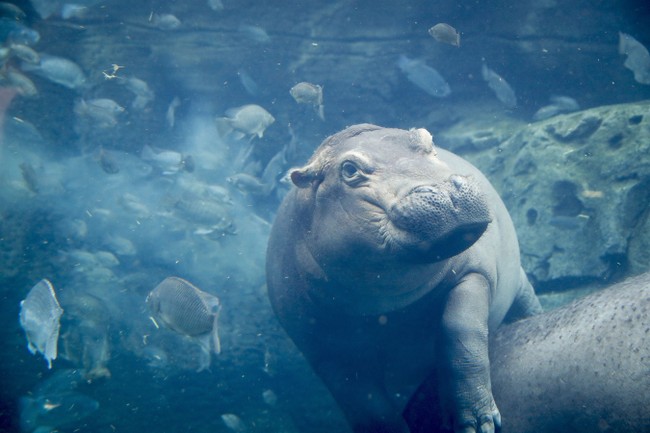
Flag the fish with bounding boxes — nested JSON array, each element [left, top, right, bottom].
[[290, 82, 325, 120], [98, 147, 120, 174], [238, 24, 270, 43], [150, 13, 181, 30], [221, 413, 247, 432], [61, 4, 88, 20], [166, 96, 181, 128], [141, 144, 191, 175], [19, 370, 99, 432], [618, 32, 650, 85], [262, 389, 278, 406], [533, 95, 580, 121], [428, 23, 460, 47], [397, 55, 451, 98], [237, 70, 259, 96], [227, 172, 271, 196], [207, 0, 224, 11], [215, 104, 275, 140], [19, 161, 39, 193], [146, 277, 222, 369], [74, 98, 124, 128], [21, 53, 86, 89], [59, 293, 111, 380], [173, 194, 232, 225], [481, 63, 517, 108], [10, 43, 40, 64], [103, 235, 136, 256], [5, 68, 38, 97], [121, 76, 154, 110], [19, 279, 64, 369], [0, 17, 40, 45], [20, 393, 99, 432]]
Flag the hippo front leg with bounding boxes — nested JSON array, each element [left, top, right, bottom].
[[441, 273, 500, 433]]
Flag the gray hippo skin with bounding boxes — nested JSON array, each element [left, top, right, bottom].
[[406, 272, 650, 433], [266, 124, 542, 433]]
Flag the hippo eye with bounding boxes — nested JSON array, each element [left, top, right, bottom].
[[340, 160, 365, 185]]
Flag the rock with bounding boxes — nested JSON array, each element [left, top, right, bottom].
[[461, 101, 650, 289]]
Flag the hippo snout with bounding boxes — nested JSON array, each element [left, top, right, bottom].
[[390, 175, 491, 259]]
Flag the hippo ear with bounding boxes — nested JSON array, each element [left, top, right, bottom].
[[290, 165, 318, 188]]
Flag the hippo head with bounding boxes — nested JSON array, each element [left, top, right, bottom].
[[291, 124, 491, 270]]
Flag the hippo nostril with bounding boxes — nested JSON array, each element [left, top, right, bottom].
[[411, 185, 438, 194]]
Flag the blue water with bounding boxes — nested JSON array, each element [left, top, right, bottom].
[[1, 0, 649, 432]]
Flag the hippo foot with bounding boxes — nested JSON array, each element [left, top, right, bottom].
[[457, 409, 501, 433]]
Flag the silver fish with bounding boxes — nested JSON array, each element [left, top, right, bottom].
[[19, 279, 64, 369], [10, 43, 40, 64], [238, 24, 270, 43], [21, 53, 86, 89], [61, 4, 88, 20], [122, 76, 154, 110], [141, 145, 189, 175], [428, 23, 460, 47], [207, 0, 224, 11], [533, 95, 580, 121], [290, 82, 324, 120], [74, 98, 124, 128], [166, 96, 181, 128], [221, 413, 247, 432], [215, 104, 275, 140], [618, 32, 650, 85], [150, 13, 181, 30], [146, 277, 222, 361], [5, 69, 37, 97], [397, 55, 451, 98], [481, 63, 517, 108]]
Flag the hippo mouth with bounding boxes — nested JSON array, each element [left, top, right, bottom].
[[386, 175, 491, 262]]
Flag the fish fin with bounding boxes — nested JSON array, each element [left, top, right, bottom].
[[212, 316, 221, 355], [215, 117, 233, 137], [316, 104, 325, 121]]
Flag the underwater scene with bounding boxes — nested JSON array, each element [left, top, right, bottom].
[[1, 0, 649, 432]]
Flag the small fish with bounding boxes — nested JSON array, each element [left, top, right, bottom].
[[174, 195, 232, 225], [262, 389, 278, 406], [428, 23, 460, 47], [207, 0, 224, 11], [618, 32, 650, 85], [103, 235, 136, 256], [238, 24, 270, 43], [150, 13, 181, 30], [141, 144, 190, 175], [397, 55, 451, 98], [19, 279, 64, 369], [74, 98, 124, 128], [290, 82, 324, 120], [98, 148, 120, 174], [227, 172, 270, 196], [166, 96, 181, 128], [481, 63, 517, 108], [221, 413, 247, 432], [122, 76, 154, 110], [533, 95, 580, 121], [21, 53, 86, 89], [215, 104, 275, 140], [5, 68, 37, 97], [19, 161, 39, 193], [0, 17, 40, 46], [0, 2, 27, 20], [146, 277, 222, 369], [10, 43, 40, 64], [61, 4, 88, 20], [237, 70, 259, 96]]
